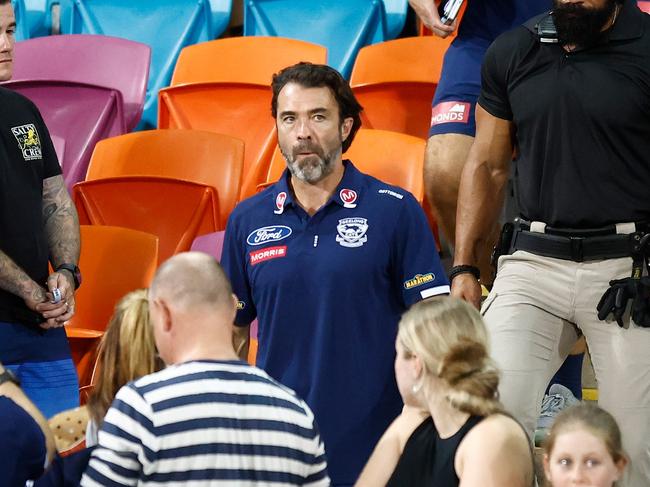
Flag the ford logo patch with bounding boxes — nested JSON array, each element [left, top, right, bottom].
[[246, 225, 293, 246]]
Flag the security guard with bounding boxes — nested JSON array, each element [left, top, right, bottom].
[[451, 1, 650, 485]]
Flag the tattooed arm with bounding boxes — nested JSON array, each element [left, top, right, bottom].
[[41, 175, 80, 327], [0, 250, 48, 310]]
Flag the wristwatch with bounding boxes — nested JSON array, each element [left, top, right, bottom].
[[55, 263, 82, 290], [0, 368, 20, 387]]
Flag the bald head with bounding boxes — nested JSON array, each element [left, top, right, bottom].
[[150, 252, 234, 312]]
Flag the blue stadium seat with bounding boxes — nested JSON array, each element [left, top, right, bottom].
[[12, 0, 49, 39], [49, 0, 230, 129], [382, 0, 407, 39], [209, 0, 232, 38], [243, 0, 386, 78]]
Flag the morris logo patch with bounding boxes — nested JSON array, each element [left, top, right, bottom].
[[336, 217, 368, 248], [249, 245, 287, 265], [11, 124, 42, 161], [247, 225, 292, 246], [404, 273, 435, 289]]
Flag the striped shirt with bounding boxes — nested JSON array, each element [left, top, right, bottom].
[[81, 360, 330, 486]]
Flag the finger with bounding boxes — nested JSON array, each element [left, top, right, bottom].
[[46, 273, 59, 292], [56, 305, 75, 323], [39, 303, 69, 319], [40, 318, 65, 330], [35, 300, 68, 313]]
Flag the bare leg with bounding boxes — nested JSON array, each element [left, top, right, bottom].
[[424, 133, 499, 283]]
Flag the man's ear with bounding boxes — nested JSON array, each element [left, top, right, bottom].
[[341, 117, 354, 142], [159, 299, 173, 333]]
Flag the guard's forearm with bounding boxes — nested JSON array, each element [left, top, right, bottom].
[[42, 176, 80, 268], [0, 249, 44, 302], [454, 158, 509, 266]]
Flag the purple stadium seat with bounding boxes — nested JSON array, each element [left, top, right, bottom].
[[190, 231, 226, 261], [3, 35, 150, 189]]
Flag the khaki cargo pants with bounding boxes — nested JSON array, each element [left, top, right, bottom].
[[483, 250, 650, 487]]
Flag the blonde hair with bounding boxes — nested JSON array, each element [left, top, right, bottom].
[[398, 297, 501, 416], [87, 289, 163, 427], [544, 403, 627, 465]]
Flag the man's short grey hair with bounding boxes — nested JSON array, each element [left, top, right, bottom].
[[149, 252, 233, 311]]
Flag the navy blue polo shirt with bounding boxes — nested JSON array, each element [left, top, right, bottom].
[[221, 161, 448, 485]]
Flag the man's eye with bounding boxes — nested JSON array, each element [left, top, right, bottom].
[[283, 116, 295, 123], [313, 115, 325, 121]]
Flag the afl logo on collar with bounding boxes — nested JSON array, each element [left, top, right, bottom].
[[340, 189, 357, 208], [274, 191, 287, 215]]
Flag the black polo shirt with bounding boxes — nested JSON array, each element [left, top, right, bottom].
[[0, 87, 61, 324], [479, 0, 650, 228]]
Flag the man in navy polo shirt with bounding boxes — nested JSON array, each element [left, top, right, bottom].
[[221, 62, 448, 486]]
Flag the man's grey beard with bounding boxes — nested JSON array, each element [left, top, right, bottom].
[[282, 146, 341, 184]]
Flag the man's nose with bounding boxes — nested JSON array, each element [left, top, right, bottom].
[[0, 33, 11, 51], [295, 118, 312, 139]]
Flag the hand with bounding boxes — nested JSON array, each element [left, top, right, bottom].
[[36, 271, 76, 328], [451, 273, 482, 309], [409, 0, 457, 38]]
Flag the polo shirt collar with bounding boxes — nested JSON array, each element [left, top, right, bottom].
[[271, 160, 365, 214], [607, 0, 644, 41]]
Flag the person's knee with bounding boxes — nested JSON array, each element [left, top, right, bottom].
[[424, 133, 473, 208]]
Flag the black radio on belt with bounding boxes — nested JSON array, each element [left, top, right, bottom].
[[491, 222, 515, 270]]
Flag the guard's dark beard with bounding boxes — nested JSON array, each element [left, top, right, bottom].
[[552, 0, 617, 47]]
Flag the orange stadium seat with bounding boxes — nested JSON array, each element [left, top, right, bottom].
[[73, 177, 219, 263], [265, 128, 426, 203], [66, 225, 158, 387], [85, 130, 244, 231], [158, 37, 327, 200], [639, 0, 650, 13], [350, 37, 450, 139]]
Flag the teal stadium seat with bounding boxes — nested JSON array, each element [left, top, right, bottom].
[[382, 0, 407, 38], [48, 0, 232, 129], [243, 0, 387, 78]]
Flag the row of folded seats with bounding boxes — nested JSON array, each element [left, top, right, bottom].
[[10, 0, 415, 128]]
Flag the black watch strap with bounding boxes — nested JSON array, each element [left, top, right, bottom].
[[55, 264, 82, 290], [448, 265, 481, 282], [0, 369, 20, 387]]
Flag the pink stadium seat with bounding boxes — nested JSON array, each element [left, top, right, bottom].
[[4, 35, 150, 190]]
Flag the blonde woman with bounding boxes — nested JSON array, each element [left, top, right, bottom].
[[86, 289, 163, 446], [543, 403, 628, 487], [357, 297, 533, 487]]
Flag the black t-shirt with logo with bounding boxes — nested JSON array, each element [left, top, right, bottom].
[[478, 1, 650, 227], [0, 87, 61, 324]]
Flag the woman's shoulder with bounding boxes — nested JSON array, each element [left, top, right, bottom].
[[463, 413, 530, 448], [455, 413, 534, 486]]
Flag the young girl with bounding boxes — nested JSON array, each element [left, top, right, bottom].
[[544, 403, 628, 487], [357, 297, 533, 486]]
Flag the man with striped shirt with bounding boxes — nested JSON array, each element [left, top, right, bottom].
[[82, 252, 329, 486]]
